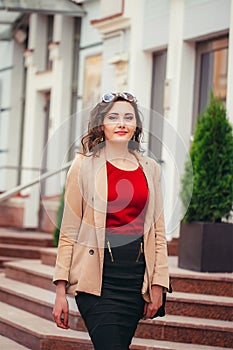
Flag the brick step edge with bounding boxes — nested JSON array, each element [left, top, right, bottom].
[[0, 232, 53, 247], [0, 256, 20, 267], [0, 275, 233, 348], [1, 274, 232, 325], [0, 302, 231, 350], [4, 260, 56, 292], [0, 335, 30, 349], [0, 244, 42, 259], [40, 248, 57, 266], [0, 301, 91, 350], [166, 291, 233, 321], [131, 338, 233, 350], [4, 259, 233, 297]]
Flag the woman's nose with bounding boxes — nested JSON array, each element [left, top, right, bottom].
[[117, 116, 126, 127]]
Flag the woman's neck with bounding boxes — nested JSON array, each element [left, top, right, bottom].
[[104, 141, 138, 169], [104, 141, 130, 159]]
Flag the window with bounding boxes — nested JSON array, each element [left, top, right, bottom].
[[81, 54, 102, 134], [193, 37, 228, 131], [149, 51, 167, 161], [46, 15, 54, 70], [82, 55, 102, 110]]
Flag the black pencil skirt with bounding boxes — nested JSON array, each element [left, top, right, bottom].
[[75, 234, 146, 350]]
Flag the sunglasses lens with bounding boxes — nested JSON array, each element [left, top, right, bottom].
[[102, 92, 136, 103], [102, 93, 115, 103], [121, 92, 135, 102]]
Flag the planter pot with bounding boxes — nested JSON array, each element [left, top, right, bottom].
[[178, 222, 233, 272]]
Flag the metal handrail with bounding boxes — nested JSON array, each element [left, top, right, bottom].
[[0, 165, 46, 171], [0, 161, 72, 202]]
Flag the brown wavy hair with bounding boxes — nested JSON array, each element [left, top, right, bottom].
[[81, 96, 143, 155]]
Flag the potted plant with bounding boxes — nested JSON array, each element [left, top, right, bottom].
[[179, 93, 233, 272]]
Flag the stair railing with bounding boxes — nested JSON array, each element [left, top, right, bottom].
[[0, 161, 72, 202]]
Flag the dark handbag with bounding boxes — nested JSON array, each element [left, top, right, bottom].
[[153, 283, 172, 318]]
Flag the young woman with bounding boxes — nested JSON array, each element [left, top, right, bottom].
[[52, 92, 169, 350]]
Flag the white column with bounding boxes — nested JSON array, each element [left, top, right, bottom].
[[161, 0, 195, 239], [127, 0, 152, 109], [226, 0, 233, 124], [2, 41, 24, 189], [45, 15, 74, 196], [126, 0, 153, 148], [21, 59, 44, 228]]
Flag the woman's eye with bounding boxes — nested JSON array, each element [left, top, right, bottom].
[[108, 115, 117, 120], [125, 115, 134, 121]]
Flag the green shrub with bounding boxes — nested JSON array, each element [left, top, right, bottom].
[[181, 93, 233, 223], [53, 187, 65, 247]]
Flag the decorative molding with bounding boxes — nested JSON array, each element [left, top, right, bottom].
[[91, 15, 130, 35], [48, 41, 61, 61], [23, 49, 34, 67], [108, 52, 128, 64]]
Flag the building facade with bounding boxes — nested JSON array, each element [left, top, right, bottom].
[[0, 0, 232, 239]]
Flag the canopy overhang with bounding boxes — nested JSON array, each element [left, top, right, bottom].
[[0, 0, 85, 16], [0, 0, 85, 40]]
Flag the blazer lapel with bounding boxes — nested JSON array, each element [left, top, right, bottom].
[[137, 156, 155, 235], [91, 150, 155, 246], [92, 150, 108, 248]]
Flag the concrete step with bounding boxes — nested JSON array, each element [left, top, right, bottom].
[[0, 275, 232, 347], [1, 272, 232, 327], [39, 250, 233, 298], [40, 247, 57, 266], [0, 228, 53, 247], [4, 259, 55, 292], [131, 338, 233, 350], [169, 257, 233, 297], [166, 291, 233, 321], [0, 301, 91, 350], [167, 238, 179, 256], [0, 335, 30, 349], [4, 258, 233, 313], [135, 314, 233, 348], [0, 302, 231, 350], [0, 256, 19, 267], [0, 274, 82, 331], [38, 248, 233, 299], [0, 244, 42, 259]]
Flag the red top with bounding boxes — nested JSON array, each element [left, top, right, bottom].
[[106, 161, 148, 235]]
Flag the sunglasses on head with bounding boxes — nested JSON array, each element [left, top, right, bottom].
[[102, 92, 136, 103]]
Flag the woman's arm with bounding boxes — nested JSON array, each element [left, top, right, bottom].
[[151, 162, 169, 289], [53, 154, 84, 285], [143, 284, 163, 319], [52, 280, 69, 329], [52, 155, 84, 328]]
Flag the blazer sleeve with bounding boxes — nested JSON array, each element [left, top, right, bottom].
[[53, 154, 83, 284], [151, 161, 169, 289]]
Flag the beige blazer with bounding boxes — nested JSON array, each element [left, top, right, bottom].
[[53, 149, 169, 302]]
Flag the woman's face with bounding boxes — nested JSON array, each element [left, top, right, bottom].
[[102, 101, 137, 142]]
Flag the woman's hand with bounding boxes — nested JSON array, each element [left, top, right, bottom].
[[52, 281, 70, 329], [143, 284, 163, 319]]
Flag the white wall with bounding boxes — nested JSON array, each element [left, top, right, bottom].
[[77, 0, 103, 140], [142, 0, 169, 51], [183, 0, 231, 40], [100, 0, 122, 18], [2, 0, 231, 232], [5, 41, 25, 189], [80, 0, 102, 48], [140, 0, 232, 239], [0, 42, 13, 184], [226, 0, 233, 124], [22, 13, 76, 227], [0, 40, 24, 191]]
